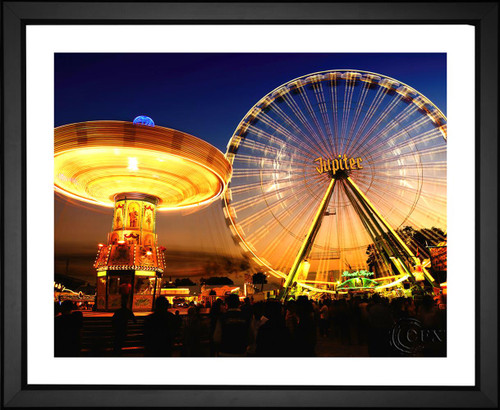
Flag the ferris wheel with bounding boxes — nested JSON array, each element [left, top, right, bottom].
[[223, 70, 447, 298]]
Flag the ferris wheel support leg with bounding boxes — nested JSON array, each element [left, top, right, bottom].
[[345, 177, 438, 288], [345, 186, 399, 276], [346, 180, 414, 280], [279, 178, 336, 301]]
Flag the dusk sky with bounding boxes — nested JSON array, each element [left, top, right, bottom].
[[54, 53, 446, 284]]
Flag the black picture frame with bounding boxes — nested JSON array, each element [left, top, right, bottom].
[[2, 1, 498, 407]]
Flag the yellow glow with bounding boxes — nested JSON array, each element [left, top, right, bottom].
[[135, 270, 156, 276], [389, 257, 411, 277], [375, 275, 409, 289], [298, 260, 311, 281], [54, 121, 231, 210], [160, 288, 190, 295], [300, 279, 338, 285], [375, 274, 405, 281], [97, 271, 106, 277], [299, 282, 337, 294]]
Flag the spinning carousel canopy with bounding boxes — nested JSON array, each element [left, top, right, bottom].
[[54, 121, 232, 210]]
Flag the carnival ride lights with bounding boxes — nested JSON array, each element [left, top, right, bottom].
[[223, 70, 447, 300], [55, 118, 231, 311], [133, 115, 155, 127]]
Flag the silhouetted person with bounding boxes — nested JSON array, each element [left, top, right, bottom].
[[209, 298, 224, 356], [357, 297, 369, 344], [240, 297, 253, 321], [55, 300, 83, 357], [213, 294, 252, 356], [319, 301, 330, 337], [293, 296, 316, 356], [337, 299, 351, 345], [256, 299, 291, 357], [285, 300, 299, 338], [143, 296, 176, 356], [367, 294, 393, 356], [119, 280, 132, 308], [112, 301, 136, 355], [182, 306, 203, 356], [173, 310, 183, 344], [252, 301, 267, 333], [417, 295, 446, 357]]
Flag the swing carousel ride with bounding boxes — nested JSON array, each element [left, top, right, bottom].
[[54, 117, 232, 310]]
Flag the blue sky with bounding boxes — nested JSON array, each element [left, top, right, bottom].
[[55, 52, 446, 153]]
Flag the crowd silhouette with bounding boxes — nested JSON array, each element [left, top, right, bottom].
[[54, 293, 446, 357]]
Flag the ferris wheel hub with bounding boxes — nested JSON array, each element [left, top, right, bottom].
[[329, 169, 350, 179]]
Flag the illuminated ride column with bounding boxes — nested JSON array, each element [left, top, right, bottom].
[[54, 116, 232, 311], [94, 193, 164, 311]]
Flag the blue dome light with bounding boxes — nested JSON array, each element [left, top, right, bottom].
[[133, 115, 155, 127]]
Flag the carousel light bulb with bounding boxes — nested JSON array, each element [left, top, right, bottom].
[[127, 157, 139, 171]]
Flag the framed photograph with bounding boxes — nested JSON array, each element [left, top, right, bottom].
[[2, 1, 497, 407]]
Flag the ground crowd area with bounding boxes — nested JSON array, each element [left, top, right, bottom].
[[55, 294, 446, 358]]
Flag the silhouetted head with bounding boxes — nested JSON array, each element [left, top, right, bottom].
[[296, 296, 313, 316], [226, 293, 240, 309], [421, 295, 435, 309], [155, 296, 170, 312], [252, 301, 265, 319], [264, 299, 282, 321], [60, 300, 73, 314]]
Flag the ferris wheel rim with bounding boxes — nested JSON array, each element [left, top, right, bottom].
[[225, 69, 447, 159]]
